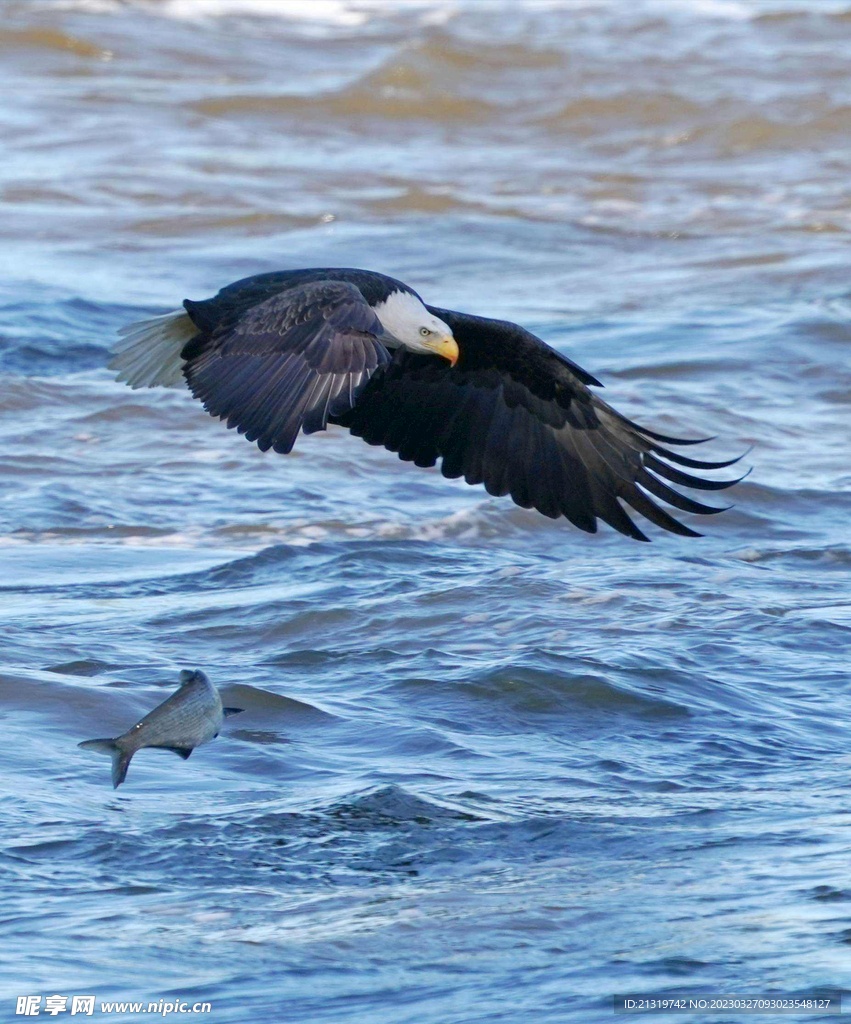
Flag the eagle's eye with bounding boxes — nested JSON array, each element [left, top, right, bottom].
[[419, 327, 432, 337]]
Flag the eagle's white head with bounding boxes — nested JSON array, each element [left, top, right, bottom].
[[372, 289, 458, 365]]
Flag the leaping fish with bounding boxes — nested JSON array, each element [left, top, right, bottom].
[[79, 669, 244, 789]]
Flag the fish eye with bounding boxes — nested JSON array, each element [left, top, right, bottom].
[[419, 327, 431, 337]]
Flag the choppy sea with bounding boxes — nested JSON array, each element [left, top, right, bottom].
[[3, 1, 851, 1021]]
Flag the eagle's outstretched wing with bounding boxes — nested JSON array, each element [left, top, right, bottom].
[[183, 280, 391, 454]]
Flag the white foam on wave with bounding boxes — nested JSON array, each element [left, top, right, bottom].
[[71, 0, 458, 26], [647, 0, 851, 18], [28, 0, 401, 23], [648, 0, 752, 18], [30, 0, 122, 10], [158, 0, 371, 24], [33, 0, 850, 20]]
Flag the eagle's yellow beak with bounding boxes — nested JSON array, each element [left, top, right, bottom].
[[424, 334, 459, 367]]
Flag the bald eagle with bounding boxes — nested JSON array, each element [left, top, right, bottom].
[[111, 267, 742, 541]]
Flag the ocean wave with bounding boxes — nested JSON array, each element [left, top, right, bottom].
[[408, 664, 691, 721], [32, 0, 808, 25], [191, 75, 497, 125], [0, 26, 112, 57]]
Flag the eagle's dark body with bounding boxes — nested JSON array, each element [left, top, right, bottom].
[[114, 267, 741, 541]]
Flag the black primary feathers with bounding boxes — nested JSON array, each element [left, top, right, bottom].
[[333, 307, 743, 542], [162, 268, 743, 540]]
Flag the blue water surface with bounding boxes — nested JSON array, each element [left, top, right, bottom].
[[2, 2, 851, 1022]]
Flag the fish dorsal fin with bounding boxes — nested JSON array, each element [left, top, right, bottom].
[[223, 707, 244, 718], [164, 746, 193, 760]]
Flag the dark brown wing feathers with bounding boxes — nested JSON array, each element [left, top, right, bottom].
[[180, 271, 740, 540], [183, 280, 390, 455], [333, 307, 741, 540]]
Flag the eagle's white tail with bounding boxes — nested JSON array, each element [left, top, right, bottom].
[[110, 309, 196, 389]]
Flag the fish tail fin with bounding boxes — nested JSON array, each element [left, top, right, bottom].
[[78, 737, 133, 789]]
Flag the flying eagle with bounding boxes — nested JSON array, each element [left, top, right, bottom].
[[110, 267, 742, 541]]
